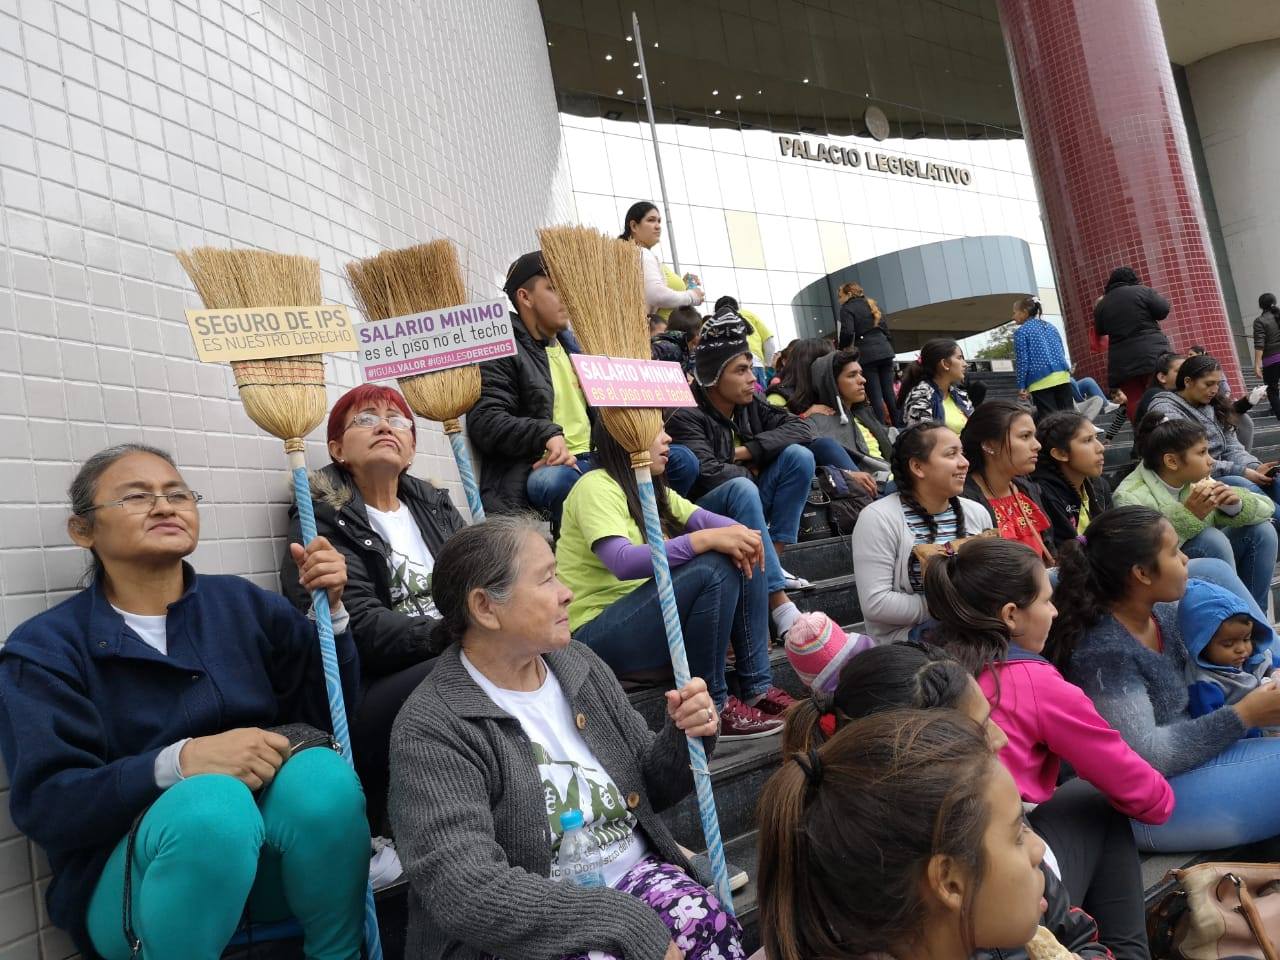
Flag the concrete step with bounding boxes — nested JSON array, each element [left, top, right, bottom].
[[659, 735, 782, 851], [791, 572, 861, 625], [780, 535, 853, 582]]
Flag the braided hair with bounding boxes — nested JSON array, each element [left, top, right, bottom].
[[890, 421, 968, 542]]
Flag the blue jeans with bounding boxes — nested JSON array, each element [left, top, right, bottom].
[[695, 476, 786, 595], [1133, 737, 1280, 851], [526, 453, 594, 528], [573, 552, 771, 708], [1071, 377, 1107, 403], [808, 436, 858, 472], [664, 444, 699, 501], [1182, 523, 1278, 613], [755, 444, 815, 545]]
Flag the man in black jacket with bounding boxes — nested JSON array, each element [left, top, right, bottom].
[[668, 311, 819, 613], [467, 252, 596, 523]]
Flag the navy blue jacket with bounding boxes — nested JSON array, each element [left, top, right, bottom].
[[0, 566, 359, 953]]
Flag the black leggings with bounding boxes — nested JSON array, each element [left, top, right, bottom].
[[1263, 361, 1280, 420], [352, 658, 437, 835], [1028, 778, 1149, 960], [1031, 382, 1076, 419], [862, 357, 900, 428]]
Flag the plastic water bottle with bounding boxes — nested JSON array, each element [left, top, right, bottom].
[[556, 809, 605, 888]]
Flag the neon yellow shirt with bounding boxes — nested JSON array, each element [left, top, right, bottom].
[[1077, 488, 1091, 533], [766, 393, 786, 408], [942, 394, 968, 434], [855, 419, 882, 459], [545, 340, 591, 455], [1028, 370, 1071, 393], [739, 308, 773, 367], [658, 265, 688, 322], [557, 470, 699, 631]]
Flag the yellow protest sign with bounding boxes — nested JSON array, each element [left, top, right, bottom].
[[184, 305, 357, 362]]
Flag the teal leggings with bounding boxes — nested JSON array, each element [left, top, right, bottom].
[[86, 747, 368, 960]]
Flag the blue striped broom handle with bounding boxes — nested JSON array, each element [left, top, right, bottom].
[[289, 453, 385, 960], [634, 467, 735, 915], [444, 420, 485, 521]]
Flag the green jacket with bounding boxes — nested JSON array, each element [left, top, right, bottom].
[[1113, 463, 1275, 544]]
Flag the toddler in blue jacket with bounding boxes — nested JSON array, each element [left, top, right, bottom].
[[1180, 578, 1278, 736]]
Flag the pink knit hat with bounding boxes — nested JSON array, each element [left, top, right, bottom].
[[785, 612, 875, 695]]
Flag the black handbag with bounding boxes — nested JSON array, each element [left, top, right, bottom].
[[122, 724, 339, 957]]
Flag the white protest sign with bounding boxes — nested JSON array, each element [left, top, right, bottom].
[[353, 299, 516, 382]]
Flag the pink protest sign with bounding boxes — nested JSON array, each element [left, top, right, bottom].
[[352, 299, 516, 382], [570, 354, 696, 408]]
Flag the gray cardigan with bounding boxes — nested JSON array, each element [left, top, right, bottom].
[[389, 641, 711, 960], [849, 493, 993, 645], [1068, 602, 1245, 777]]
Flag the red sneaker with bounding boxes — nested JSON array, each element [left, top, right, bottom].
[[719, 696, 784, 740], [753, 687, 797, 717]]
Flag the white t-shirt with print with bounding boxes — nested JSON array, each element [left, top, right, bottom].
[[365, 502, 440, 619], [460, 652, 649, 887]]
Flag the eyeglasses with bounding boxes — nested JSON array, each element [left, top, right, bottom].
[[82, 490, 204, 515], [345, 412, 414, 432]]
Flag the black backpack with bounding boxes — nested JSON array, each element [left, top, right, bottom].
[[797, 466, 874, 541]]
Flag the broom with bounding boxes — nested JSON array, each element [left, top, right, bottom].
[[538, 225, 735, 914], [345, 241, 485, 520], [176, 247, 385, 960]]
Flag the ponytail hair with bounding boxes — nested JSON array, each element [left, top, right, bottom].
[[1014, 295, 1042, 319], [889, 422, 969, 543], [781, 642, 973, 758], [1046, 505, 1170, 670], [1134, 412, 1207, 471], [758, 710, 995, 960], [619, 200, 658, 240], [923, 538, 1043, 676], [897, 338, 960, 410]]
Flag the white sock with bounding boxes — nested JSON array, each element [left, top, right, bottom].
[[771, 601, 801, 638]]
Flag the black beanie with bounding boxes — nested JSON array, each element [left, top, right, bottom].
[[693, 305, 751, 387]]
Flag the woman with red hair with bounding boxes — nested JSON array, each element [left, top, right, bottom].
[[281, 384, 465, 840]]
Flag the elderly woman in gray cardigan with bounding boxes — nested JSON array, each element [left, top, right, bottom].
[[389, 515, 742, 960]]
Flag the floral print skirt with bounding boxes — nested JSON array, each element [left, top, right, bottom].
[[564, 856, 745, 960]]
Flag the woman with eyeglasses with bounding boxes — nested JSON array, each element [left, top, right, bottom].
[[280, 384, 466, 836], [0, 443, 368, 959]]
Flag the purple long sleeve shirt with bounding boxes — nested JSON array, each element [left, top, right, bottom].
[[591, 508, 737, 579]]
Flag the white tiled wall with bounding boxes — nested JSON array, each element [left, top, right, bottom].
[[0, 0, 572, 953]]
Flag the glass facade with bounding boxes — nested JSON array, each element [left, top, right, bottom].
[[557, 110, 1062, 351]]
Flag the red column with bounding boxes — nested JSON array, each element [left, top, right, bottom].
[[997, 0, 1238, 389]]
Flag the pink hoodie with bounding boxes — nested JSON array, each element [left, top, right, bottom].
[[980, 647, 1174, 824]]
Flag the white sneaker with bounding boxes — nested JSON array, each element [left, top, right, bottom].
[[1074, 396, 1104, 421], [1102, 400, 1120, 414], [780, 567, 811, 590], [370, 836, 404, 890]]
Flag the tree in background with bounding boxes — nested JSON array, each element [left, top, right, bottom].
[[975, 322, 1015, 360]]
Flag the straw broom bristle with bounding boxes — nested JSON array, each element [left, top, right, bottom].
[[176, 247, 327, 445], [538, 225, 659, 464], [345, 241, 479, 427]]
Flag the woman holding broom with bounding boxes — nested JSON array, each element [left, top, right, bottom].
[[0, 443, 368, 960], [281, 383, 465, 832], [557, 418, 792, 738]]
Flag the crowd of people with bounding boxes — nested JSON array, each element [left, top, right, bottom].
[[6, 196, 1280, 960]]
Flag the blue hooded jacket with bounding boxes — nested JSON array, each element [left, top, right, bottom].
[[1178, 578, 1276, 735]]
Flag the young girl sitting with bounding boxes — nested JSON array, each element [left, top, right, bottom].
[[557, 419, 793, 739], [960, 400, 1054, 562], [924, 537, 1173, 960], [757, 710, 1047, 960], [850, 422, 993, 644], [1033, 411, 1111, 544], [1115, 414, 1277, 612]]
